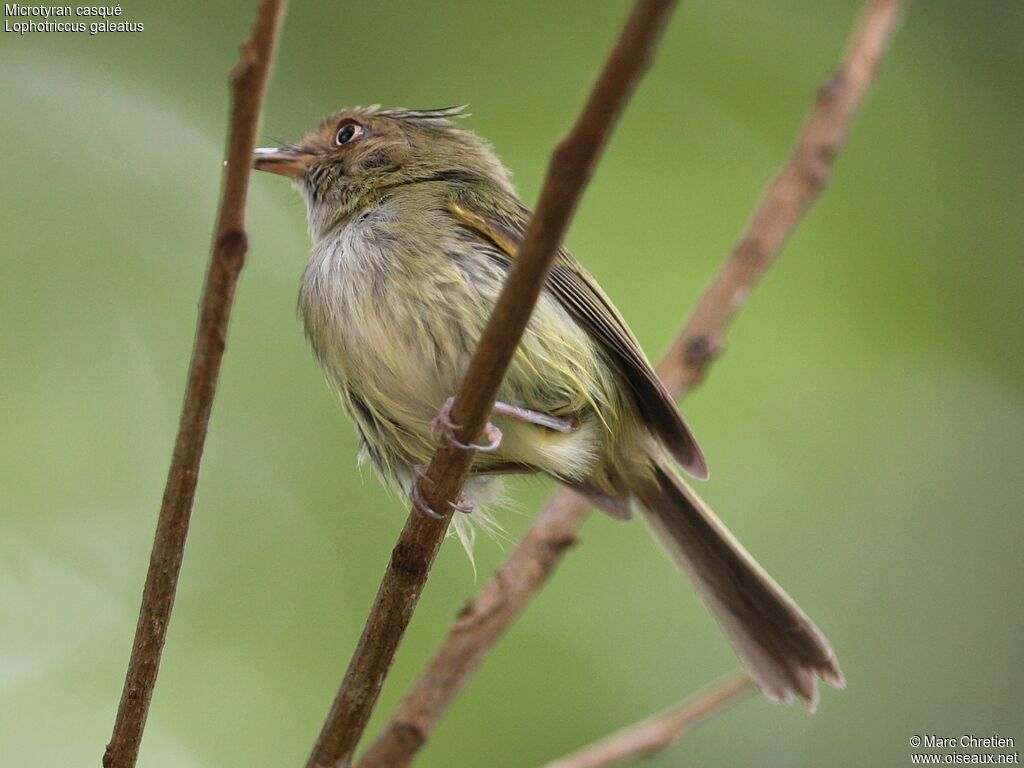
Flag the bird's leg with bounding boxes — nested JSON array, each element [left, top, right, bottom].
[[430, 397, 577, 453], [491, 401, 578, 434], [429, 397, 503, 453], [426, 397, 565, 516]]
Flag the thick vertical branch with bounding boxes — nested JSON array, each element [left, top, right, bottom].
[[357, 2, 906, 766], [103, 2, 286, 766], [304, 3, 680, 767]]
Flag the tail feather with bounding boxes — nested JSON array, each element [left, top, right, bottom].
[[629, 454, 844, 710]]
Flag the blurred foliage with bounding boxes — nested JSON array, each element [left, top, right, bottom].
[[2, 1, 1022, 766]]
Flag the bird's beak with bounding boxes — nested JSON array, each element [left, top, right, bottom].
[[252, 147, 311, 178]]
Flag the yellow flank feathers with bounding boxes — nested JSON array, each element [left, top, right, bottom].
[[449, 202, 519, 258]]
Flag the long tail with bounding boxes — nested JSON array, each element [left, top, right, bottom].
[[628, 453, 845, 711]]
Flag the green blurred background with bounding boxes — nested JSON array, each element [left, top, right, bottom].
[[2, 1, 1022, 765]]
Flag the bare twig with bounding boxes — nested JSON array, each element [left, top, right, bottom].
[[539, 672, 756, 768], [304, 3, 680, 767], [659, 0, 908, 396], [357, 1, 905, 765], [102, 2, 286, 766]]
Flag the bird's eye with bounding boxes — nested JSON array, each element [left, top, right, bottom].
[[335, 122, 364, 146]]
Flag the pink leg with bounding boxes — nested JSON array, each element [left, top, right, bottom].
[[492, 401, 578, 434], [430, 397, 503, 453]]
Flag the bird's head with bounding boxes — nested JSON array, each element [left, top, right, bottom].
[[254, 105, 513, 233]]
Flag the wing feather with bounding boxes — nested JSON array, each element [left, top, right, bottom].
[[448, 188, 708, 479]]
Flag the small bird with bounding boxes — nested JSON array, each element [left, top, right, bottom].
[[253, 105, 844, 709]]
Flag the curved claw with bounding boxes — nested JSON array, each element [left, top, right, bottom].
[[430, 397, 504, 454], [409, 468, 443, 519], [429, 396, 460, 445], [448, 422, 503, 453], [449, 494, 476, 514]]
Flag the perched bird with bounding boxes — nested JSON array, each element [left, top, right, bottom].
[[253, 105, 844, 709]]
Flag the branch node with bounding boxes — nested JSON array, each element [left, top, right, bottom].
[[455, 576, 508, 630], [816, 69, 846, 104], [391, 540, 427, 579], [733, 237, 769, 267], [215, 228, 248, 271], [798, 143, 835, 191], [545, 532, 581, 558], [550, 138, 586, 179], [681, 335, 720, 369], [231, 40, 259, 86], [391, 722, 428, 752]]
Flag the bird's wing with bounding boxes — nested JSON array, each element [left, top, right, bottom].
[[447, 185, 708, 479]]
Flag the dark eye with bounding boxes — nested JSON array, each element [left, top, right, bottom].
[[335, 122, 364, 146]]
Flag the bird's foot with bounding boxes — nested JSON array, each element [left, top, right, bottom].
[[409, 465, 478, 518], [429, 396, 503, 453], [410, 465, 443, 519], [449, 493, 476, 514]]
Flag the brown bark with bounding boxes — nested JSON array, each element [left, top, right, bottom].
[[303, 3, 681, 767], [102, 2, 286, 766], [357, 2, 906, 766]]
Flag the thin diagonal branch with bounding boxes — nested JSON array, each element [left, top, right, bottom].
[[658, 0, 908, 396], [539, 672, 756, 768], [304, 2, 680, 768], [357, 1, 906, 765], [102, 2, 286, 766]]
